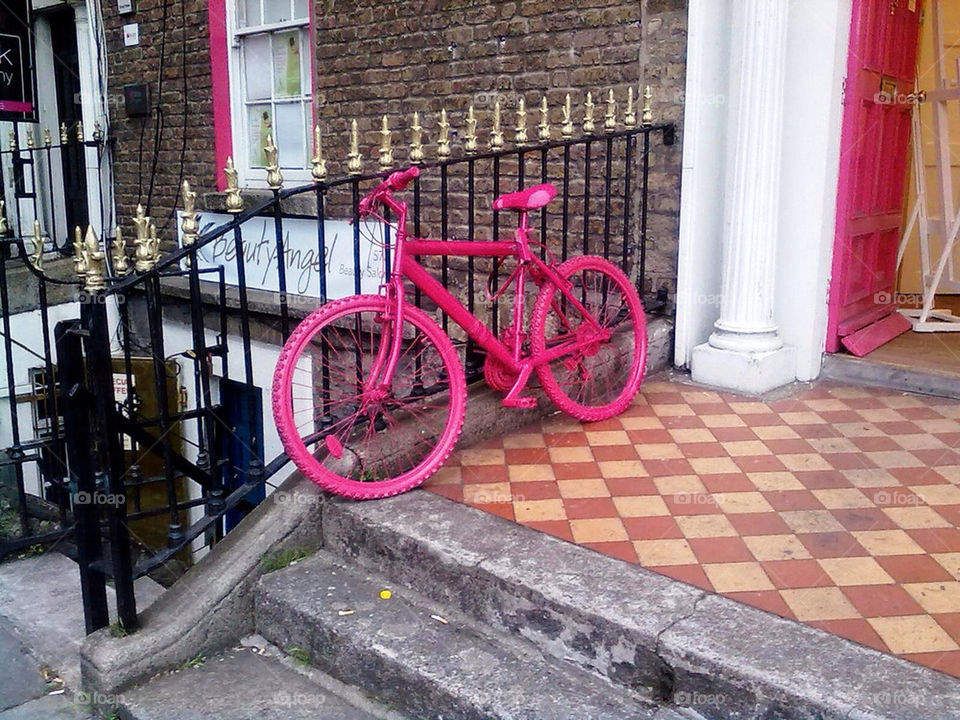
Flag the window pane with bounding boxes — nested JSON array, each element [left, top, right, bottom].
[[241, 0, 260, 27], [247, 105, 273, 167], [293, 0, 308, 19], [274, 102, 305, 168], [263, 0, 292, 24], [273, 31, 302, 97], [242, 34, 271, 101]]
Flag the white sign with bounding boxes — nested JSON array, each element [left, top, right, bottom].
[[178, 211, 387, 300], [113, 373, 135, 450], [122, 23, 139, 47]]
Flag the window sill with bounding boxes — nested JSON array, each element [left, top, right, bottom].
[[202, 189, 321, 218]]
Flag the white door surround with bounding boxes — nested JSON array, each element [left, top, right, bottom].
[[676, 0, 852, 393]]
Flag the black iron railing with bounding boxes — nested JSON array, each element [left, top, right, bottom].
[[2, 118, 675, 633], [0, 125, 111, 567]]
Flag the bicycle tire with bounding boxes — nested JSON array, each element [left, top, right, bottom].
[[530, 255, 647, 421], [273, 295, 466, 499]]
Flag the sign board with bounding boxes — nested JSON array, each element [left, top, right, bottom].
[[0, 0, 37, 122], [178, 211, 387, 300]]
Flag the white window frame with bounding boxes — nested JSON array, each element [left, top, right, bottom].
[[226, 1, 313, 188]]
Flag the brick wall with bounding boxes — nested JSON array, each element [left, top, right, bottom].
[[100, 0, 686, 301], [101, 0, 218, 243]]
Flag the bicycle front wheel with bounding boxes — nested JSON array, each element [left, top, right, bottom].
[[531, 255, 647, 421], [272, 295, 466, 499]]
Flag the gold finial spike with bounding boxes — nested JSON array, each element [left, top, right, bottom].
[[82, 225, 106, 291], [437, 108, 451, 159], [113, 227, 130, 275], [311, 125, 327, 181], [538, 97, 550, 143], [379, 115, 394, 170], [132, 204, 154, 271], [73, 226, 87, 278], [490, 99, 504, 150], [624, 87, 637, 128], [409, 112, 424, 165], [180, 180, 199, 247], [605, 89, 617, 133], [133, 216, 160, 273], [561, 94, 574, 138], [264, 134, 283, 189], [26, 130, 34, 149], [514, 97, 528, 145], [0, 201, 8, 236], [464, 105, 478, 155], [347, 119, 362, 175], [641, 85, 653, 126], [224, 157, 244, 213], [93, 122, 103, 142], [583, 92, 596, 135], [43, 127, 52, 147], [60, 123, 69, 145], [8, 130, 17, 152], [30, 221, 43, 271], [149, 223, 162, 267], [76, 121, 85, 143]]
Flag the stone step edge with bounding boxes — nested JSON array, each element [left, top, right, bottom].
[[321, 491, 960, 720], [255, 550, 674, 720]]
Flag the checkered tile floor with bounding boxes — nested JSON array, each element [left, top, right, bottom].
[[423, 378, 960, 678]]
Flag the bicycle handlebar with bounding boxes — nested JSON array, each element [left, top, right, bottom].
[[358, 166, 421, 217], [386, 165, 420, 191]]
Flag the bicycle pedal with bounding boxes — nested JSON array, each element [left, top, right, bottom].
[[502, 396, 537, 410]]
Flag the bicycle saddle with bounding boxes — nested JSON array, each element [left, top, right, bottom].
[[492, 183, 557, 212]]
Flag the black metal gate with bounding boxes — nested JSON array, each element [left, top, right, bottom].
[[3, 99, 675, 634]]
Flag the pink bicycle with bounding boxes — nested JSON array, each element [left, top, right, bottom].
[[272, 166, 647, 499]]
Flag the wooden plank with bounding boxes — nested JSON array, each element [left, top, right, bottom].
[[841, 312, 912, 356]]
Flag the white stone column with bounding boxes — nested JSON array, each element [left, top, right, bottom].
[[691, 0, 796, 394]]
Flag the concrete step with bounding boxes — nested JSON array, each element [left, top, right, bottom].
[[822, 352, 960, 399], [319, 491, 960, 720], [112, 641, 395, 720], [256, 550, 676, 720]]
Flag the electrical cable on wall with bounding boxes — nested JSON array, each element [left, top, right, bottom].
[[143, 0, 171, 218], [166, 0, 190, 232]]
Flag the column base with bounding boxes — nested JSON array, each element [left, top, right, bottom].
[[691, 342, 797, 395]]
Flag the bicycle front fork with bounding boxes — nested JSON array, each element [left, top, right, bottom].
[[363, 278, 407, 402]]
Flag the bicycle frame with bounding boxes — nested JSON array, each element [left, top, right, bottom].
[[365, 183, 608, 404]]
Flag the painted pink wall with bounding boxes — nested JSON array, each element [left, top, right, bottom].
[[208, 0, 232, 191]]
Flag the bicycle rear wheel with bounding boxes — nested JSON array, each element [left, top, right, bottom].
[[272, 295, 466, 499], [531, 255, 647, 421]]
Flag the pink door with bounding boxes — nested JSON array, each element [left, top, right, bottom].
[[827, 0, 923, 354]]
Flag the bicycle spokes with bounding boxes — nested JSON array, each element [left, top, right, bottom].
[[275, 297, 465, 497], [532, 256, 647, 420]]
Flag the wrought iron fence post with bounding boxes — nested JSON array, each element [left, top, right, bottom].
[[0, 240, 29, 536], [56, 319, 110, 633], [81, 298, 139, 631]]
